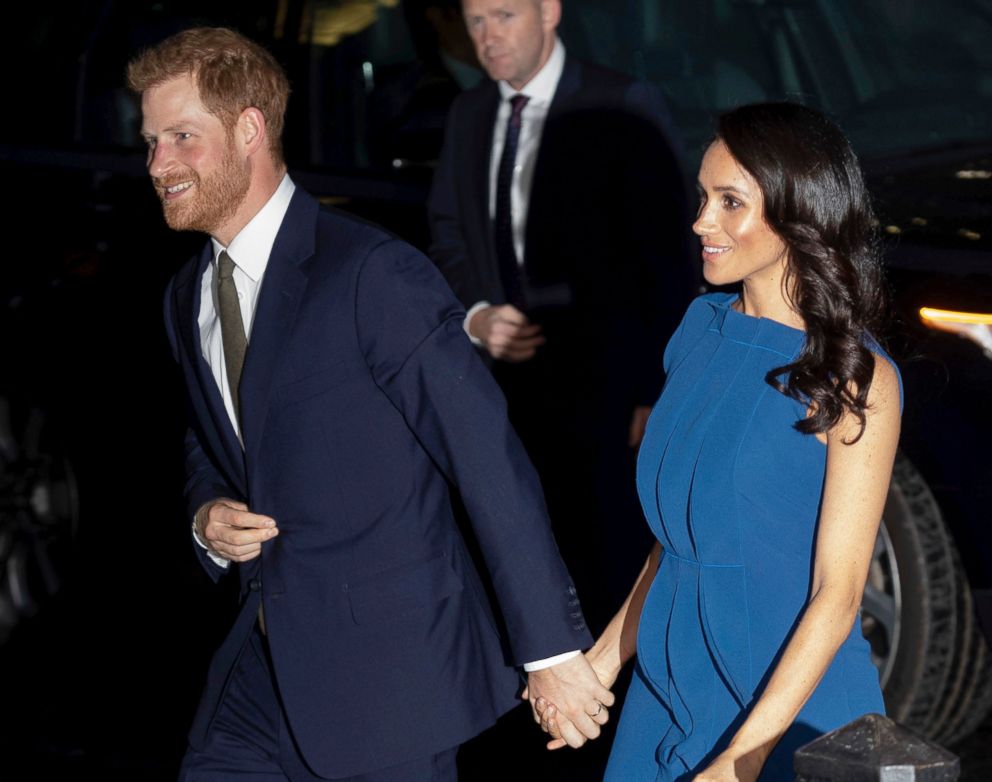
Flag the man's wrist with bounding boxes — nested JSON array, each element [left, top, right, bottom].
[[192, 501, 230, 569], [464, 300, 491, 346], [523, 649, 581, 672]]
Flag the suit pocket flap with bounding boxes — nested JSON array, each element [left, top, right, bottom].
[[347, 551, 463, 626], [276, 364, 344, 406]]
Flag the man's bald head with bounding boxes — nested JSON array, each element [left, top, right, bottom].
[[461, 0, 561, 90]]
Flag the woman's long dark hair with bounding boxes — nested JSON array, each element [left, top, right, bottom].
[[716, 102, 889, 442]]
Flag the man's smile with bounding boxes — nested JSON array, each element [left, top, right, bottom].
[[163, 180, 195, 200]]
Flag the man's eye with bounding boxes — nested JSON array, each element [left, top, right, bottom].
[[177, 132, 192, 141], [497, 11, 512, 21]]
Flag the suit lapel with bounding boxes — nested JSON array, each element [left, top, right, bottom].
[[239, 189, 317, 487], [175, 244, 248, 495]]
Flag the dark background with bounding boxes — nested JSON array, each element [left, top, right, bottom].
[[1, 1, 990, 779]]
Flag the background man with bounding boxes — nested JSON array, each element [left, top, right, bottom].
[[429, 0, 695, 636], [129, 26, 612, 781]]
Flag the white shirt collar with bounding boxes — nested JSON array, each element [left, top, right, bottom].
[[210, 173, 296, 282], [497, 37, 565, 106]]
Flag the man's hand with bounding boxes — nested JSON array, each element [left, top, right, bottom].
[[194, 499, 278, 563], [525, 654, 614, 749], [468, 304, 544, 362]]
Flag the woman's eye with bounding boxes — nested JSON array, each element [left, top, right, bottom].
[[722, 195, 742, 210]]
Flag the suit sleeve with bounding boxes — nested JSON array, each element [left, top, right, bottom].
[[622, 81, 697, 406], [163, 277, 235, 583], [427, 97, 488, 309], [353, 239, 593, 664]]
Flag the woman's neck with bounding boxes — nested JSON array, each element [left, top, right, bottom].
[[738, 279, 805, 331]]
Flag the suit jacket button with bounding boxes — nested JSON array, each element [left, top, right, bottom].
[[248, 578, 261, 592]]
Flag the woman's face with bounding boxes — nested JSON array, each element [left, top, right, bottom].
[[692, 140, 789, 290]]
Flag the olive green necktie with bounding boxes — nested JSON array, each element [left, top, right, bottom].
[[218, 251, 267, 632], [217, 250, 247, 422]]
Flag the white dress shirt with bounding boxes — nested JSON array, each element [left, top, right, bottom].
[[488, 37, 565, 266], [200, 173, 297, 439], [465, 38, 566, 338], [191, 173, 574, 669], [192, 173, 295, 569]]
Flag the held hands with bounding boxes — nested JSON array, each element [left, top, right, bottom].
[[468, 304, 545, 362], [194, 498, 278, 562], [524, 654, 615, 750]]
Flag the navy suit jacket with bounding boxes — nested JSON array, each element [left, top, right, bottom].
[[163, 188, 592, 778], [428, 55, 695, 413]]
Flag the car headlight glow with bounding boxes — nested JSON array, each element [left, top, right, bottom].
[[919, 307, 992, 358]]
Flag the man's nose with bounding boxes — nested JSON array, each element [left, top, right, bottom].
[[480, 22, 498, 47], [147, 142, 174, 179]]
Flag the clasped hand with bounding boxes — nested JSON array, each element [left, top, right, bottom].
[[195, 498, 278, 562], [469, 304, 545, 363], [524, 654, 614, 750]]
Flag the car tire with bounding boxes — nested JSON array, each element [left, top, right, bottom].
[[0, 397, 79, 645], [930, 553, 992, 747], [861, 452, 992, 746]]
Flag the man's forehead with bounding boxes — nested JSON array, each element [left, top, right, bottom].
[[463, 0, 538, 13], [140, 75, 214, 128], [142, 73, 199, 108]]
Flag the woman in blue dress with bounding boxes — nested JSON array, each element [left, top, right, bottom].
[[535, 103, 902, 780]]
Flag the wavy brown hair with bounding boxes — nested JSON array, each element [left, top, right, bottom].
[[127, 27, 290, 165], [716, 102, 889, 442]]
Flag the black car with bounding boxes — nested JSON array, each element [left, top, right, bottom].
[[1, 0, 990, 758]]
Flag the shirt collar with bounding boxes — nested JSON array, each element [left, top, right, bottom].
[[497, 37, 565, 106], [210, 173, 296, 282]]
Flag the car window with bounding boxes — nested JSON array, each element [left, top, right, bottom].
[[296, 0, 482, 170], [5, 1, 989, 176], [2, 0, 484, 175], [559, 0, 992, 165]]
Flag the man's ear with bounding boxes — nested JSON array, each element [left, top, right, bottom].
[[541, 0, 562, 32], [237, 107, 267, 157]]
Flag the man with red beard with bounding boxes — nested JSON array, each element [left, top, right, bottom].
[[129, 26, 613, 781]]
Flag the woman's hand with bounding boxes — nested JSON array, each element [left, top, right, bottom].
[[587, 646, 622, 691], [693, 747, 763, 782], [526, 542, 663, 751], [530, 647, 615, 751], [534, 696, 567, 749]]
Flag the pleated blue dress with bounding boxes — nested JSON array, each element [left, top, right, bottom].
[[605, 293, 888, 781]]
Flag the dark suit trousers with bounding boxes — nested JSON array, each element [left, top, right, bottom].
[[179, 625, 458, 782]]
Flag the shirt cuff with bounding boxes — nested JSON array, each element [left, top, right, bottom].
[[523, 649, 582, 672], [192, 521, 231, 569], [464, 300, 491, 346]]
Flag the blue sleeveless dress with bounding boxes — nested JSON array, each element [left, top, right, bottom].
[[605, 293, 889, 781]]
